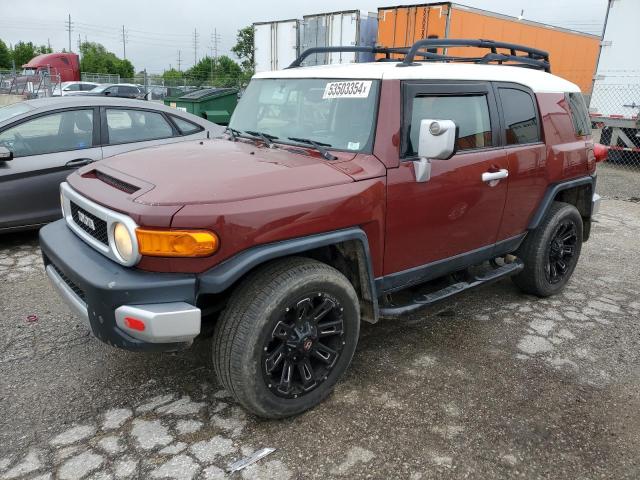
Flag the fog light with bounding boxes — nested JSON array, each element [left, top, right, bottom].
[[114, 222, 134, 262]]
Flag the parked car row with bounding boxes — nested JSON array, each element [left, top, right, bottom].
[[0, 96, 224, 232]]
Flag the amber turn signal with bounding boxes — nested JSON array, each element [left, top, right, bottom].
[[136, 229, 219, 257]]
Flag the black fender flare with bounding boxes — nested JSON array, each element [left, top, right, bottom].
[[528, 176, 596, 230], [197, 227, 379, 322]]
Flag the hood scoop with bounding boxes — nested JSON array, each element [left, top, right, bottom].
[[85, 169, 140, 195]]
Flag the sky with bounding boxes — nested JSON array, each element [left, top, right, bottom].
[[0, 0, 608, 73]]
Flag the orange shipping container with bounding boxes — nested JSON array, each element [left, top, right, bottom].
[[377, 2, 600, 93]]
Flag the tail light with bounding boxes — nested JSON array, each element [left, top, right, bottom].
[[593, 143, 609, 163]]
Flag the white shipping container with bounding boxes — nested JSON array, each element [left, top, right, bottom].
[[253, 20, 301, 72], [590, 0, 640, 119], [301, 11, 378, 66]]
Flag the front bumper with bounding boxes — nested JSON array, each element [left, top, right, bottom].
[[40, 220, 200, 352]]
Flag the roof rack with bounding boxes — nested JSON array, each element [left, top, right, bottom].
[[287, 39, 551, 72], [287, 46, 434, 69]]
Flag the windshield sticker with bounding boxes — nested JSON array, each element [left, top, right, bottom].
[[347, 142, 361, 150], [323, 81, 372, 99]]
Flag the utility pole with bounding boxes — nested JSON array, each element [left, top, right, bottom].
[[177, 50, 182, 71], [47, 38, 51, 50], [66, 14, 73, 52], [210, 29, 221, 84], [77, 33, 81, 52], [122, 25, 127, 59], [193, 28, 199, 66]]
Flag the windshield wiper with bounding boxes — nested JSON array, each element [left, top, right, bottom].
[[225, 127, 241, 141], [287, 137, 337, 160], [245, 130, 278, 148]]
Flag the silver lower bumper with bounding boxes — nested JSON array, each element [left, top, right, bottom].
[[46, 265, 201, 344], [46, 265, 90, 327], [592, 193, 602, 216]]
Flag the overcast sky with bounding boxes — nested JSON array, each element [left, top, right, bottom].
[[0, 0, 608, 73]]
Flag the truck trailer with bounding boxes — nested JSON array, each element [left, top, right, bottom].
[[376, 2, 600, 93], [589, 0, 640, 166]]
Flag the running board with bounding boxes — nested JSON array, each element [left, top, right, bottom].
[[379, 259, 524, 318]]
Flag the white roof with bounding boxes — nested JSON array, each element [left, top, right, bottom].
[[254, 62, 580, 94]]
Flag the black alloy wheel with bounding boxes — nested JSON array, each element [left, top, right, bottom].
[[263, 293, 345, 398], [546, 220, 578, 284]]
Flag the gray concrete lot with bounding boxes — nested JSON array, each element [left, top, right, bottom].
[[1, 199, 639, 480]]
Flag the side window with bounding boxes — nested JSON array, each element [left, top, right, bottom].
[[566, 92, 590, 137], [81, 84, 96, 91], [106, 109, 174, 144], [498, 88, 540, 145], [408, 95, 493, 155], [65, 84, 80, 92], [0, 109, 93, 157], [105, 86, 118, 96], [171, 116, 203, 135]]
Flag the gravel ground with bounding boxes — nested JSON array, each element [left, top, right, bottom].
[[596, 164, 640, 202], [1, 199, 639, 480]]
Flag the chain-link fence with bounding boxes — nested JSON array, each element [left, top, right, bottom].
[[0, 69, 61, 98], [590, 81, 640, 169]]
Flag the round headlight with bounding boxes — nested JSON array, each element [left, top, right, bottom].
[[113, 222, 134, 262]]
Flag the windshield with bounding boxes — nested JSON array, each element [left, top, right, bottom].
[[229, 78, 380, 153], [21, 68, 37, 76], [0, 103, 32, 123]]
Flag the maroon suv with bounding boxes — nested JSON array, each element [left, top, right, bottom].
[[40, 40, 605, 418]]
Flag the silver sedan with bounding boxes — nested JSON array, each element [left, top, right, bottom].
[[0, 97, 224, 232]]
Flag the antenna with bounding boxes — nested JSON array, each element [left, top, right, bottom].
[[518, 9, 525, 21]]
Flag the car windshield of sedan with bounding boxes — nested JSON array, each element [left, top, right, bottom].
[[229, 78, 380, 153]]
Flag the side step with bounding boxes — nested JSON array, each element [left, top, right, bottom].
[[379, 259, 524, 318]]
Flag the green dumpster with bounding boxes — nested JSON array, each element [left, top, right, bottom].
[[164, 87, 238, 125]]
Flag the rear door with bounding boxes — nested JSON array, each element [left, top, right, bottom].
[[492, 83, 547, 241], [0, 108, 102, 229], [383, 82, 509, 288]]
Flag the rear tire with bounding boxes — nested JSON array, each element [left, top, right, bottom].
[[512, 202, 583, 297], [212, 257, 360, 418]]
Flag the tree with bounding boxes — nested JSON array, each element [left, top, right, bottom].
[[183, 55, 242, 87], [79, 41, 134, 78], [232, 26, 254, 72], [0, 39, 11, 69], [12, 41, 38, 67]]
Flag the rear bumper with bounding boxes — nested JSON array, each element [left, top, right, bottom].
[[40, 220, 200, 352], [592, 193, 602, 216]]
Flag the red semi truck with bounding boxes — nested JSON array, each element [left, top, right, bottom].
[[21, 53, 80, 83]]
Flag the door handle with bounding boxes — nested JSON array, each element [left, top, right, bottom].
[[482, 169, 509, 183], [65, 158, 94, 168]]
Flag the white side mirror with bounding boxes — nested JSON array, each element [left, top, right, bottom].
[[418, 119, 457, 160], [413, 119, 457, 183]]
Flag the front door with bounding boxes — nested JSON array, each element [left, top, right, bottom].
[[0, 108, 102, 230], [383, 82, 509, 289]]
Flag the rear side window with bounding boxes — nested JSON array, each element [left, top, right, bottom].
[[566, 92, 590, 137], [408, 95, 493, 154], [172, 116, 203, 135], [498, 88, 540, 145], [106, 109, 174, 144]]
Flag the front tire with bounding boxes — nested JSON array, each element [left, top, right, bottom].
[[512, 201, 583, 297], [212, 257, 360, 418]]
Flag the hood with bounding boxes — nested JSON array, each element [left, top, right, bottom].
[[96, 139, 356, 206]]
